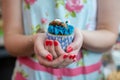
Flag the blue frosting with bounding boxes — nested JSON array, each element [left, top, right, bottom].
[[48, 24, 74, 35]]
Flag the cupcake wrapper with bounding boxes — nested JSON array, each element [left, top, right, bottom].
[[47, 33, 74, 50]]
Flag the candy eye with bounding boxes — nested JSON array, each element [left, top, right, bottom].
[[65, 20, 70, 24]]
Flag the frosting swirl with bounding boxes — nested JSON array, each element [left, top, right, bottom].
[[48, 20, 74, 35]]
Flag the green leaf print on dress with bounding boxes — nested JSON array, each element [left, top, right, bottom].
[[32, 24, 41, 34], [54, 0, 65, 8], [31, 54, 38, 60], [83, 0, 87, 3], [21, 70, 29, 78], [65, 11, 76, 18], [15, 69, 29, 80], [77, 59, 85, 66], [24, 4, 30, 9], [32, 18, 48, 34], [32, 24, 46, 34], [77, 50, 88, 66], [24, 0, 37, 9], [82, 49, 89, 56]]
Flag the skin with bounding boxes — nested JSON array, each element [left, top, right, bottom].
[[2, 0, 120, 68]]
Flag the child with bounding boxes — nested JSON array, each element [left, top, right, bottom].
[[2, 0, 120, 80]]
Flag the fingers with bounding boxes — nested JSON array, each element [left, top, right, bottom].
[[66, 39, 81, 53], [37, 54, 54, 67], [51, 54, 67, 68], [37, 51, 76, 68], [44, 39, 66, 60], [65, 51, 77, 63], [35, 45, 53, 61], [59, 51, 78, 68], [54, 40, 65, 56], [63, 28, 83, 67], [66, 29, 83, 53], [58, 57, 74, 68], [37, 53, 68, 68], [34, 37, 53, 61], [45, 39, 58, 58]]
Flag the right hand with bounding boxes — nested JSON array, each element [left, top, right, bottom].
[[33, 33, 53, 61]]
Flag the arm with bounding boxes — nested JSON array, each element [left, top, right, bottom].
[[2, 0, 36, 56], [82, 0, 120, 52]]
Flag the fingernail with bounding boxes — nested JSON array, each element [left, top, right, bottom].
[[49, 40, 52, 46], [54, 40, 58, 46], [45, 40, 49, 46], [66, 46, 73, 53], [72, 55, 76, 59], [46, 54, 53, 61], [69, 55, 73, 59], [63, 54, 68, 59]]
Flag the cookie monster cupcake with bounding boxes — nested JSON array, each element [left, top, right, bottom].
[[47, 19, 74, 50]]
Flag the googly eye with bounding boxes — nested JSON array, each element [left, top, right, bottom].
[[65, 20, 70, 24]]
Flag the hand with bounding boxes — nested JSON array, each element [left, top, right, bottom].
[[36, 53, 66, 68], [44, 39, 58, 59], [59, 28, 83, 67], [34, 33, 54, 61], [44, 39, 67, 59], [34, 33, 66, 68]]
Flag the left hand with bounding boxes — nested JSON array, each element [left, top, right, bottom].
[[58, 27, 83, 67]]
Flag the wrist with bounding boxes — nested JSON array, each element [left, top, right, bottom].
[[80, 30, 87, 50], [27, 34, 39, 54], [80, 30, 84, 48], [74, 27, 84, 50], [78, 29, 84, 50], [31, 33, 40, 43], [26, 35, 35, 55]]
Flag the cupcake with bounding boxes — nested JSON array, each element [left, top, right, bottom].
[[47, 19, 74, 50]]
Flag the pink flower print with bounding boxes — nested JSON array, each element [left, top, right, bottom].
[[41, 18, 48, 24], [24, 0, 36, 5], [65, 0, 83, 13], [15, 72, 27, 80]]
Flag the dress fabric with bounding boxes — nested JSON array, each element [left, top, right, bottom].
[[12, 0, 103, 80]]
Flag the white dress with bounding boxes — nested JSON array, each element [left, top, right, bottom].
[[12, 0, 104, 80]]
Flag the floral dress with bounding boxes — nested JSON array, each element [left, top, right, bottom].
[[12, 0, 104, 80]]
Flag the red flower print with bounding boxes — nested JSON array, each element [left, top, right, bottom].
[[65, 0, 83, 13], [15, 72, 27, 80], [24, 0, 36, 5], [41, 18, 48, 24]]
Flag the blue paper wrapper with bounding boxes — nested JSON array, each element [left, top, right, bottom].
[[47, 33, 74, 50]]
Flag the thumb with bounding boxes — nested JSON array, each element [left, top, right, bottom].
[[34, 34, 53, 61], [66, 29, 83, 53], [34, 45, 53, 61]]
